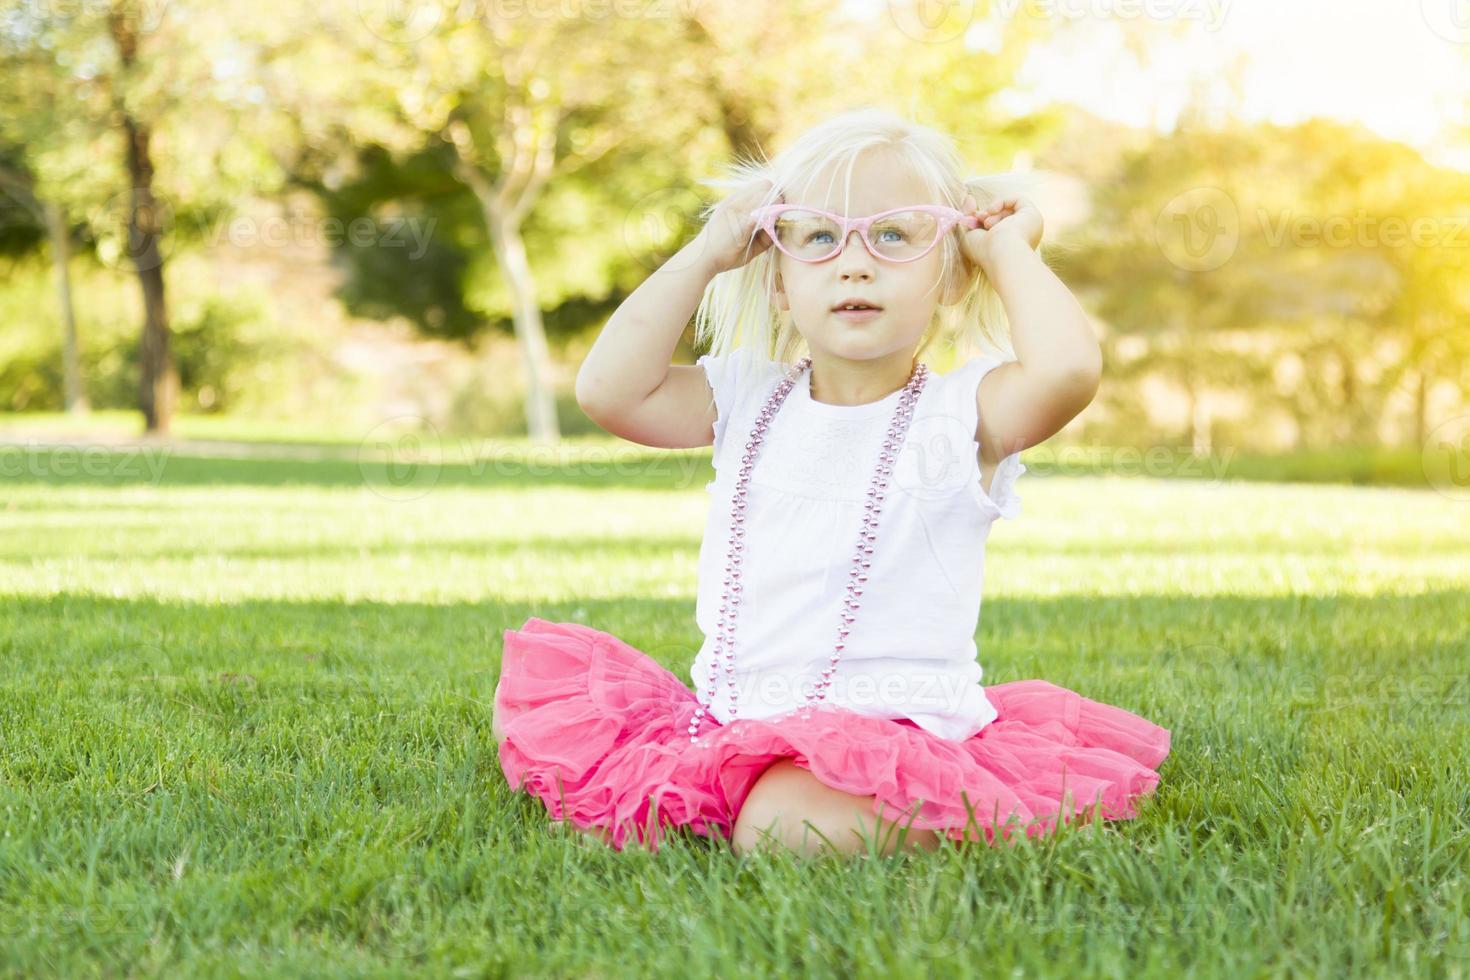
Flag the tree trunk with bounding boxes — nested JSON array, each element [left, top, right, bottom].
[[1194, 397, 1212, 457], [111, 4, 176, 435], [1337, 348, 1358, 445], [1283, 396, 1307, 452], [44, 200, 88, 415], [486, 210, 559, 442], [122, 114, 176, 435], [1181, 368, 1210, 457], [1414, 370, 1427, 450], [446, 104, 560, 443]]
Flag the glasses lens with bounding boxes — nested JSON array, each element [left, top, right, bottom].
[[869, 210, 941, 260], [770, 209, 944, 261], [773, 209, 844, 260]]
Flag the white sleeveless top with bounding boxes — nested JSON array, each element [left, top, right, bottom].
[[691, 346, 1028, 742]]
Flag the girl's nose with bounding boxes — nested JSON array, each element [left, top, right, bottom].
[[837, 228, 876, 266]]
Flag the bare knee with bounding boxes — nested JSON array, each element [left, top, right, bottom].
[[732, 760, 824, 857], [731, 760, 941, 858]]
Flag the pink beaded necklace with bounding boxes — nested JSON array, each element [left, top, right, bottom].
[[687, 353, 931, 744]]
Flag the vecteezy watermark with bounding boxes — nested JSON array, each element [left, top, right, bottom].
[[88, 189, 177, 274], [1321, 672, 1470, 713], [357, 417, 443, 502], [0, 441, 172, 483], [886, 0, 1230, 46], [896, 896, 1228, 956], [996, 0, 1231, 28], [355, 420, 714, 500], [1153, 641, 1347, 713], [485, 0, 702, 18], [1422, 414, 1470, 503], [883, 0, 986, 46], [355, 0, 701, 43], [355, 0, 450, 42], [1154, 186, 1241, 272], [19, 0, 170, 32], [1256, 210, 1470, 250], [976, 441, 1238, 483], [893, 412, 982, 503], [0, 900, 152, 939], [1420, 0, 1470, 44], [890, 885, 987, 957], [623, 185, 708, 273], [1019, 898, 1234, 937], [690, 667, 990, 716], [1156, 191, 1470, 271], [891, 416, 1242, 502], [198, 210, 438, 261], [366, 874, 439, 962], [88, 191, 439, 273]]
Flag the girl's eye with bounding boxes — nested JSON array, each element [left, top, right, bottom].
[[877, 229, 903, 243], [806, 231, 833, 244]]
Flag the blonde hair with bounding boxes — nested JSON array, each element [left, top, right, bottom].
[[691, 105, 1038, 370]]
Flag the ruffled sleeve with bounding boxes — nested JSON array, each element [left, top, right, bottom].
[[983, 450, 1027, 520], [696, 347, 786, 463], [695, 349, 739, 461], [953, 354, 1028, 521]]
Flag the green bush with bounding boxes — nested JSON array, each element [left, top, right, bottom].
[[444, 381, 603, 438], [170, 293, 272, 413], [0, 341, 63, 411], [0, 258, 291, 414]]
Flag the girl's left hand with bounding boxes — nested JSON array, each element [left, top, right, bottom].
[[958, 193, 1043, 268]]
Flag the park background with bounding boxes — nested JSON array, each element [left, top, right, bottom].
[[3, 0, 1470, 976], [2, 0, 1467, 479]]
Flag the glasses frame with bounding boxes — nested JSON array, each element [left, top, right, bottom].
[[748, 203, 982, 264]]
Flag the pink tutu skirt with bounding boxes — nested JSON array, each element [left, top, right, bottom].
[[494, 617, 1171, 853]]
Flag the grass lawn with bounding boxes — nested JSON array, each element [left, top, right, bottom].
[[2, 435, 1468, 977]]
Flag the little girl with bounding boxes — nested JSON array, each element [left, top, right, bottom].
[[492, 107, 1171, 857]]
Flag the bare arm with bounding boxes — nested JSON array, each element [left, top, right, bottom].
[[575, 179, 777, 449], [575, 236, 718, 419], [967, 208, 1102, 466], [574, 238, 723, 449]]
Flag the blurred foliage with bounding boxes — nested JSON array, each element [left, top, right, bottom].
[[1054, 112, 1470, 453], [0, 146, 43, 255], [0, 0, 1465, 448], [169, 294, 273, 413], [306, 142, 482, 341], [0, 258, 305, 414]]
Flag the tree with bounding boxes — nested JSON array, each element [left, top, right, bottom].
[[1059, 112, 1470, 453], [0, 0, 291, 432], [0, 20, 102, 414], [105, 1, 178, 432], [273, 0, 1054, 440]]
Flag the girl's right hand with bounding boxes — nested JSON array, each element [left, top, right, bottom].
[[696, 180, 780, 275]]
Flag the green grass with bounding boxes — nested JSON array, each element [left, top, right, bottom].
[[0, 409, 375, 447], [2, 437, 1469, 977], [4, 408, 1466, 490]]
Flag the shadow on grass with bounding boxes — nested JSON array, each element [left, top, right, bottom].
[[0, 444, 715, 492], [2, 438, 1457, 493], [5, 589, 1466, 723]]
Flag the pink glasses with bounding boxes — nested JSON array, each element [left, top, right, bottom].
[[749, 204, 981, 264]]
